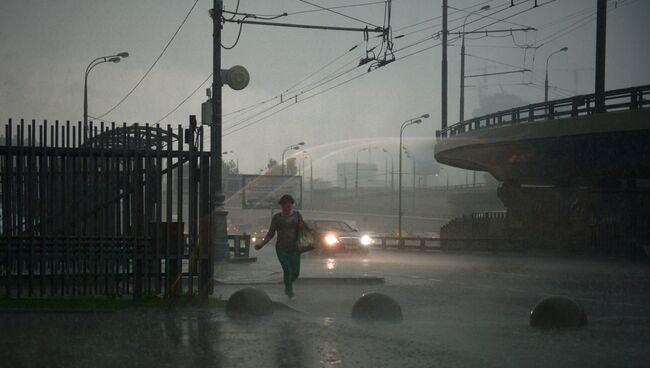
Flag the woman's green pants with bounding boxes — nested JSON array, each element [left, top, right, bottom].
[[276, 247, 301, 295]]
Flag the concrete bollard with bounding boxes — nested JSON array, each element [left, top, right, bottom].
[[529, 296, 588, 329], [352, 292, 403, 322], [226, 287, 274, 320]]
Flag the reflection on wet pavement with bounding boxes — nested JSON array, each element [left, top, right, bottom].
[[326, 258, 336, 271], [3, 251, 650, 367]]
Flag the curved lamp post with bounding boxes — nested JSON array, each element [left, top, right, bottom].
[[545, 46, 568, 103], [355, 147, 368, 201], [382, 148, 395, 210], [84, 52, 129, 129], [398, 113, 429, 239], [299, 151, 312, 208], [460, 5, 490, 124], [403, 147, 417, 214], [281, 142, 304, 175]]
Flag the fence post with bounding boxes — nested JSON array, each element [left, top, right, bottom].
[[198, 155, 212, 299], [134, 258, 143, 299], [243, 235, 250, 258], [630, 88, 639, 110], [233, 235, 240, 258]]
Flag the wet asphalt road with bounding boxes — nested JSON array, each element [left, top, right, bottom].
[[2, 248, 650, 367]]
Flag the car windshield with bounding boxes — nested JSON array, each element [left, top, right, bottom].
[[313, 221, 355, 232]]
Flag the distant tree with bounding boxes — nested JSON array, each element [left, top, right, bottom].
[[286, 158, 298, 176], [222, 159, 238, 178], [264, 157, 298, 176], [266, 158, 278, 170]]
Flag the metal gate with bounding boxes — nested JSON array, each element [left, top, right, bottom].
[[0, 116, 213, 298]]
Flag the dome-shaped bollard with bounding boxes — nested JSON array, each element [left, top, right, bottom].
[[352, 292, 403, 322], [529, 296, 587, 329], [226, 287, 274, 320]]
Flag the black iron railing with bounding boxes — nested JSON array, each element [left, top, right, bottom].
[[0, 118, 213, 299], [437, 85, 650, 138]]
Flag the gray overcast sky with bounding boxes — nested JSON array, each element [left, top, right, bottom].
[[1, 0, 649, 182]]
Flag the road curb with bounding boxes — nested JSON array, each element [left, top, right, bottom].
[[215, 276, 384, 285]]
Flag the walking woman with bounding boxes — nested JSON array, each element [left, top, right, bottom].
[[255, 194, 305, 299]]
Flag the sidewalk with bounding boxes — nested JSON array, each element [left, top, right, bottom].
[[214, 247, 387, 317]]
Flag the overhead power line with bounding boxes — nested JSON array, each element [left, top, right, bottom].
[[162, 0, 553, 132], [220, 1, 506, 124], [297, 0, 380, 28], [153, 73, 212, 125], [220, 0, 551, 136], [95, 0, 200, 119], [534, 0, 640, 47], [287, 1, 386, 16], [466, 53, 529, 70]]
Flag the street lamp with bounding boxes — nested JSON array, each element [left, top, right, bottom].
[[382, 148, 395, 210], [403, 147, 417, 214], [299, 151, 313, 208], [281, 142, 304, 175], [222, 150, 239, 173], [545, 46, 569, 103], [460, 5, 490, 124], [84, 52, 129, 130], [399, 113, 429, 239], [355, 147, 368, 201]]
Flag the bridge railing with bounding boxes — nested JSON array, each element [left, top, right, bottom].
[[437, 85, 650, 138]]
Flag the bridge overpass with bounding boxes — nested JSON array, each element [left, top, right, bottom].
[[434, 85, 650, 255], [435, 85, 650, 186]]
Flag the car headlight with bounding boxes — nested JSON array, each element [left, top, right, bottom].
[[324, 234, 339, 246], [251, 236, 257, 243], [360, 235, 372, 246]]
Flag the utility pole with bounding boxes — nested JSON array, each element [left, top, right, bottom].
[[595, 0, 607, 113], [441, 0, 448, 135], [454, 24, 533, 124], [459, 31, 466, 124], [385, 158, 388, 190], [208, 0, 227, 294], [460, 5, 490, 124], [343, 159, 348, 191], [355, 148, 366, 207], [355, 156, 359, 201], [390, 158, 394, 210], [411, 155, 416, 214], [301, 158, 305, 208], [399, 114, 428, 239]]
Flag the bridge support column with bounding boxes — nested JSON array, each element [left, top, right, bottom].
[[497, 182, 650, 256]]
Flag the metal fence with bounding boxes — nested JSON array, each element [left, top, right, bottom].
[[438, 211, 526, 252], [0, 117, 214, 298], [438, 85, 650, 137]]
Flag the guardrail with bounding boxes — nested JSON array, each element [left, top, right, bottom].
[[372, 236, 441, 251], [369, 234, 526, 253], [424, 182, 497, 191], [437, 85, 650, 138]]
